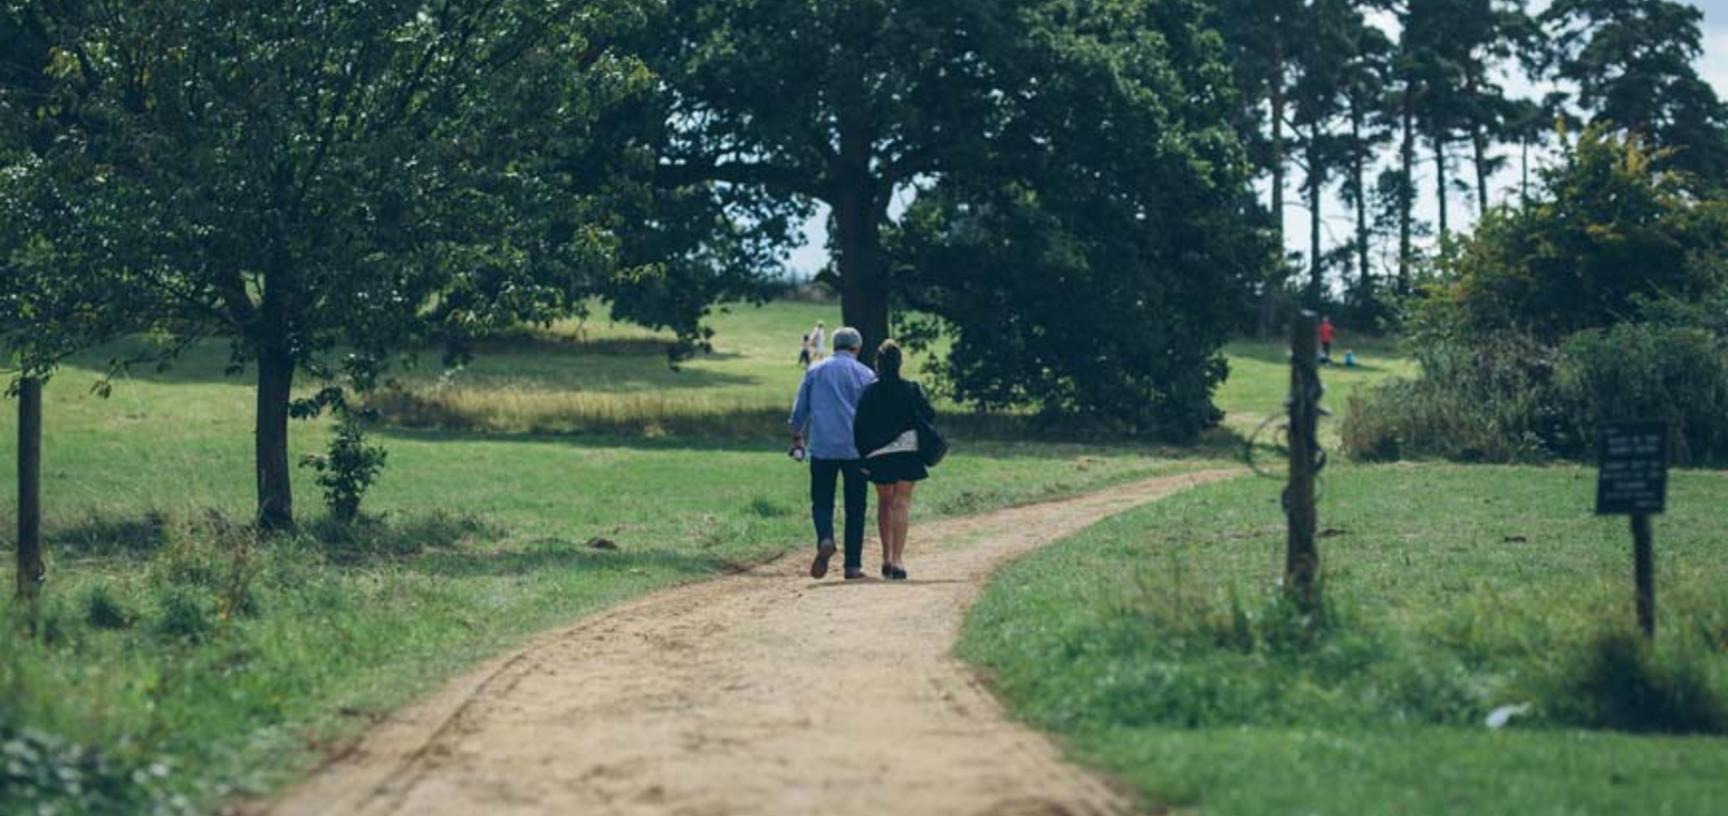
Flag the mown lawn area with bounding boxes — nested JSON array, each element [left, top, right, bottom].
[[0, 299, 1229, 812], [962, 463, 1728, 815]]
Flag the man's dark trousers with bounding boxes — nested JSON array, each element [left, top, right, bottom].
[[810, 457, 867, 570]]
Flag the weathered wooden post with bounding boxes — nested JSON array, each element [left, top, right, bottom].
[[1286, 312, 1320, 615], [1595, 421, 1667, 639], [17, 376, 44, 599]]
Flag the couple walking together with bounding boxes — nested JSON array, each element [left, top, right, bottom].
[[788, 327, 937, 581]]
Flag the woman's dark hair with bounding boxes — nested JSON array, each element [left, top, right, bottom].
[[875, 340, 904, 379]]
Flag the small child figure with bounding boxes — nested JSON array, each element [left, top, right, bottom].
[[798, 334, 812, 368], [1343, 349, 1357, 368]]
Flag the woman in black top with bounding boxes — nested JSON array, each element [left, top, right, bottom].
[[852, 340, 934, 580]]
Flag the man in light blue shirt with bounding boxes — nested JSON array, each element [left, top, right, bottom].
[[789, 326, 876, 579]]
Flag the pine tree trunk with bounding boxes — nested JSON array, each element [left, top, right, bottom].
[[1399, 87, 1415, 295], [1262, 38, 1288, 335], [16, 377, 43, 599], [255, 346, 295, 532], [1434, 134, 1450, 251], [1351, 99, 1370, 300], [1308, 139, 1323, 307], [1471, 124, 1491, 215]]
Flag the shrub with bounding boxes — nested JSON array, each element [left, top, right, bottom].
[[1344, 324, 1728, 464], [152, 587, 213, 643], [81, 584, 135, 631], [1342, 332, 1563, 462], [1543, 628, 1726, 734], [300, 411, 387, 523], [1556, 324, 1728, 464]]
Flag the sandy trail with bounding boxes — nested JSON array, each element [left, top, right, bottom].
[[264, 470, 1234, 816]]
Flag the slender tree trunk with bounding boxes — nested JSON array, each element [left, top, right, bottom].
[[1351, 99, 1370, 301], [1434, 133, 1450, 252], [1471, 123, 1491, 215], [255, 346, 295, 532], [1308, 140, 1324, 308], [1521, 137, 1531, 203], [833, 118, 890, 366], [1261, 38, 1288, 335], [1398, 87, 1415, 295], [16, 377, 43, 599], [1466, 65, 1492, 215]]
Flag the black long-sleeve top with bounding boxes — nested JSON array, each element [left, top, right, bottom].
[[852, 376, 936, 458]]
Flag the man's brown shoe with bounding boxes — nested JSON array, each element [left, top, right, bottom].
[[810, 539, 837, 579]]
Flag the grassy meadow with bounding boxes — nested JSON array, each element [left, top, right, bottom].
[[962, 461, 1728, 813], [0, 299, 1224, 811]]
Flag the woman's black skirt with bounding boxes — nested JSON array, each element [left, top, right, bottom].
[[864, 451, 928, 485]]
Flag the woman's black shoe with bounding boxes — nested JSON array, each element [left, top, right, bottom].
[[888, 565, 908, 581]]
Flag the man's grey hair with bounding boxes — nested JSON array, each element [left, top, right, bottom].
[[832, 326, 863, 351]]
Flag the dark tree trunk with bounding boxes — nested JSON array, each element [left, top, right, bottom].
[[1262, 42, 1288, 335], [833, 118, 890, 366], [1471, 123, 1491, 215], [1434, 133, 1450, 251], [1398, 87, 1415, 295], [16, 377, 43, 599], [1308, 139, 1324, 308], [255, 346, 295, 532], [1351, 99, 1370, 300]]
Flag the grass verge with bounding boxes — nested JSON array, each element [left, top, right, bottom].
[[960, 464, 1728, 815]]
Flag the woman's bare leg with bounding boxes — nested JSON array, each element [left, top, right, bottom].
[[891, 482, 915, 568], [875, 483, 896, 571]]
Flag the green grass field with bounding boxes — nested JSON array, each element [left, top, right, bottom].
[[0, 299, 1221, 811], [961, 465, 1728, 815]]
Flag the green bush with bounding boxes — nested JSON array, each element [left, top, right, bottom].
[[81, 584, 135, 631], [1542, 628, 1726, 734], [1345, 325, 1728, 464], [1556, 324, 1728, 464], [1342, 333, 1563, 462]]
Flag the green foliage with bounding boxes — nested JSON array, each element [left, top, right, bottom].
[[1543, 0, 1728, 184], [300, 412, 388, 524], [80, 585, 134, 631], [893, 0, 1260, 439], [1447, 129, 1728, 338], [1345, 130, 1728, 464]]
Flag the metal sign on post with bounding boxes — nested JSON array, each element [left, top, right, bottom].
[[1595, 421, 1669, 638]]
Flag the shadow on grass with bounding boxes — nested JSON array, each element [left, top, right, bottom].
[[1224, 341, 1397, 373], [406, 539, 738, 580], [367, 407, 1250, 462]]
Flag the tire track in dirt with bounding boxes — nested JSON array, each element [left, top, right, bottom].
[[260, 469, 1235, 816]]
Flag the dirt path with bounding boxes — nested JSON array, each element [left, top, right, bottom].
[[264, 470, 1235, 816]]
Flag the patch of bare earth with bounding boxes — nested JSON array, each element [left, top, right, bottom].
[[259, 470, 1235, 816]]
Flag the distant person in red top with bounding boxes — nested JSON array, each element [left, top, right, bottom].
[[1318, 316, 1336, 364]]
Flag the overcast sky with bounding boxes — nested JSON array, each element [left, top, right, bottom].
[[783, 0, 1728, 285]]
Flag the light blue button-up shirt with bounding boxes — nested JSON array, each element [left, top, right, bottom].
[[789, 351, 877, 460]]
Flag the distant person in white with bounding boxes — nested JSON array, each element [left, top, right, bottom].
[[809, 321, 827, 362]]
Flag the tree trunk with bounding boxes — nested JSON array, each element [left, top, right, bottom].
[[16, 377, 43, 599], [255, 347, 295, 532], [1521, 137, 1531, 203], [1308, 139, 1323, 308], [1351, 98, 1370, 301], [1434, 133, 1450, 252], [1261, 38, 1288, 336], [1398, 86, 1415, 295], [833, 119, 890, 366], [1465, 64, 1492, 215], [1471, 123, 1491, 215]]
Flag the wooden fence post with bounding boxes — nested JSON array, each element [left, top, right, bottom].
[[1286, 313, 1320, 615]]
